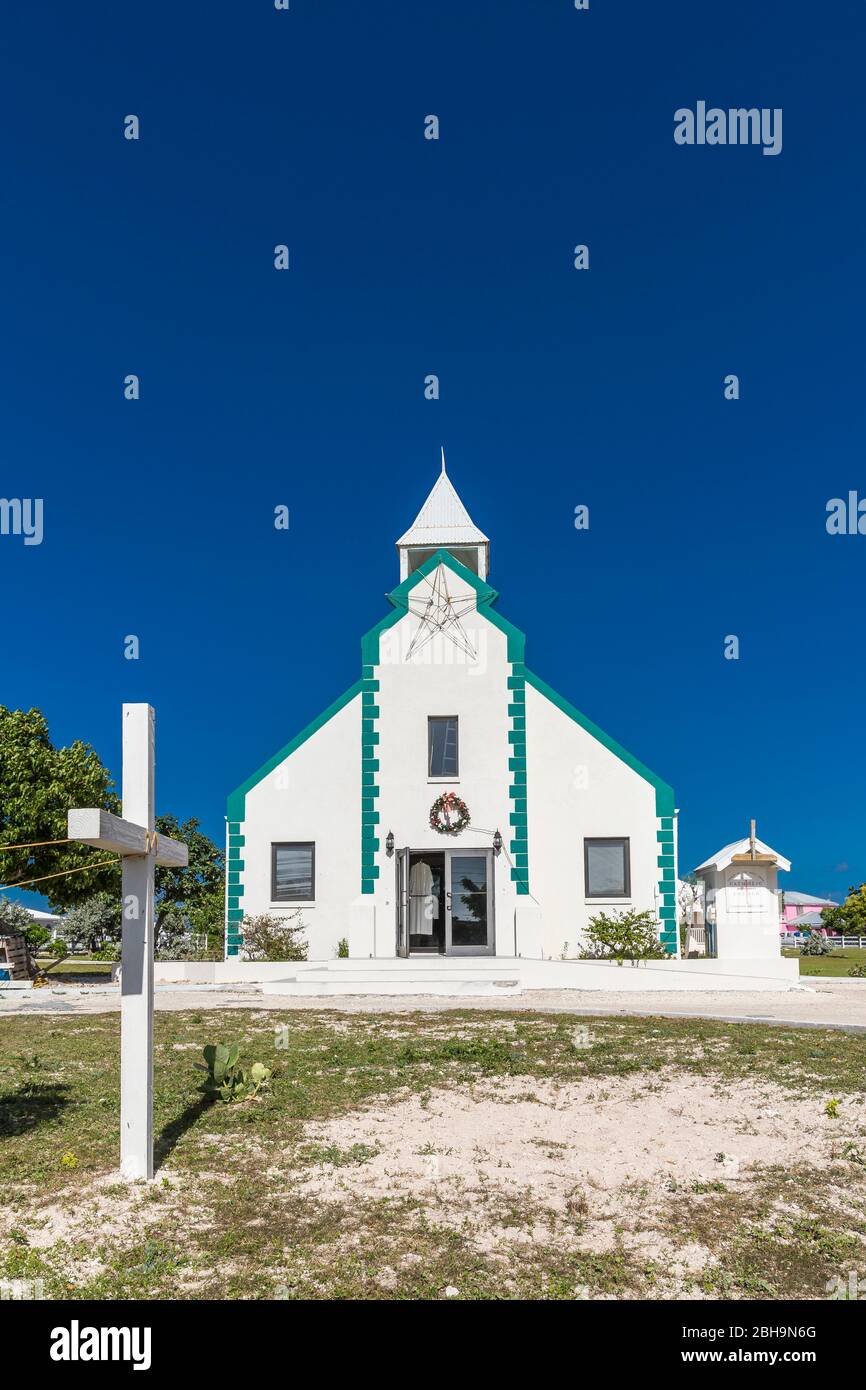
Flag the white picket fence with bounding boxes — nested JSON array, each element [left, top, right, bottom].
[[782, 933, 866, 950]]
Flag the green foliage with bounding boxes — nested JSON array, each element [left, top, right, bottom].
[[241, 912, 307, 962], [335, 937, 349, 959], [152, 815, 225, 949], [47, 937, 67, 959], [847, 962, 866, 978], [62, 892, 120, 954], [194, 1043, 272, 1103], [92, 943, 121, 962], [822, 884, 866, 936], [825, 1098, 841, 1118], [0, 895, 33, 933], [23, 923, 51, 953], [0, 710, 225, 950], [580, 908, 668, 964], [0, 707, 120, 906], [800, 930, 832, 957]]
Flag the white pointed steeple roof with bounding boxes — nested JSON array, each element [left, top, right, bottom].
[[396, 449, 489, 550]]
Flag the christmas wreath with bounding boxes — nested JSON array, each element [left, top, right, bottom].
[[429, 791, 471, 835]]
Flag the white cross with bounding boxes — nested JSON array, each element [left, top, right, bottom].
[[67, 704, 188, 1180]]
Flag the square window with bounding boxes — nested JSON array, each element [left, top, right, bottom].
[[428, 716, 458, 778], [584, 838, 630, 898], [271, 842, 315, 901]]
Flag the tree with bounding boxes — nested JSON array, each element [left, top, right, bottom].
[[0, 894, 33, 934], [580, 908, 668, 964], [62, 892, 121, 954], [821, 884, 866, 937], [0, 707, 225, 936], [153, 815, 225, 950]]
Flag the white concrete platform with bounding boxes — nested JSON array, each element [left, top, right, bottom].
[[149, 955, 801, 996]]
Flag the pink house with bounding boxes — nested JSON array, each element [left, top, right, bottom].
[[780, 890, 838, 932]]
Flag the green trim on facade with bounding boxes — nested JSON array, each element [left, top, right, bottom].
[[226, 819, 244, 957], [357, 547, 532, 898]]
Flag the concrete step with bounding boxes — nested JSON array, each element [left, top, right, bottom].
[[260, 973, 522, 997]]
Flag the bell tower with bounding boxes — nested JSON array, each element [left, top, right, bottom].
[[395, 449, 490, 581]]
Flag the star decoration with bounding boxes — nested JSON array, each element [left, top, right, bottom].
[[405, 563, 478, 660]]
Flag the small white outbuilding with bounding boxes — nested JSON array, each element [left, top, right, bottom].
[[693, 825, 790, 961]]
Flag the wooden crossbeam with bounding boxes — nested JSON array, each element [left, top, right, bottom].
[[67, 808, 188, 867]]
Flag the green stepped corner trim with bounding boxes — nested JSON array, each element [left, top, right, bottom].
[[226, 819, 244, 958]]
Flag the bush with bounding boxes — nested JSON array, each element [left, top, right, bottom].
[[92, 943, 121, 962], [800, 931, 832, 957], [847, 962, 866, 978], [580, 908, 668, 964], [241, 912, 307, 962], [62, 893, 121, 955], [194, 1043, 272, 1103], [47, 938, 68, 958], [0, 896, 33, 934], [335, 937, 349, 959]]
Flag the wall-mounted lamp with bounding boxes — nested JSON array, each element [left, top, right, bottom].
[[385, 830, 395, 857], [492, 828, 503, 856]]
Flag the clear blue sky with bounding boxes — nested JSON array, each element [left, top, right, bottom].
[[2, 1, 863, 906]]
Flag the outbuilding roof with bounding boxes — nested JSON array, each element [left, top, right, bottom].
[[694, 836, 792, 874]]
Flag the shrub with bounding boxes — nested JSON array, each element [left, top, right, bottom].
[[335, 937, 349, 959], [800, 930, 832, 957], [194, 1043, 272, 1103], [0, 896, 34, 934], [241, 912, 307, 962], [847, 962, 866, 978], [92, 943, 121, 962], [580, 908, 668, 964], [47, 938, 68, 958], [62, 893, 121, 955]]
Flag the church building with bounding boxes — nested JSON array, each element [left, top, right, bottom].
[[225, 456, 678, 961]]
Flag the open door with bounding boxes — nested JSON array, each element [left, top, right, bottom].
[[396, 847, 410, 957]]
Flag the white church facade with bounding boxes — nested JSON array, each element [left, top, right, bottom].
[[225, 459, 678, 962]]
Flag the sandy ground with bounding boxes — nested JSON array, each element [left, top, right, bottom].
[[2, 978, 866, 1028], [297, 1071, 858, 1204]]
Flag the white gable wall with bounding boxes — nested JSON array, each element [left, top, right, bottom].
[[524, 683, 663, 960], [240, 695, 361, 959]]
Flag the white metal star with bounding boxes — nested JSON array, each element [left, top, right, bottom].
[[405, 563, 477, 660]]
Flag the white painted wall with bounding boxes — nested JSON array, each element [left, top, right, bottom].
[[524, 683, 665, 960], [240, 695, 361, 960], [702, 863, 782, 961]]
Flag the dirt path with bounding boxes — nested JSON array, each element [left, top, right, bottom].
[[3, 979, 866, 1029]]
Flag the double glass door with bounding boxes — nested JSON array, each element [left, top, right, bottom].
[[397, 849, 494, 956]]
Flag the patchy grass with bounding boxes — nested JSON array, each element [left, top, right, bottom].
[[782, 947, 866, 977], [1, 1009, 865, 1300]]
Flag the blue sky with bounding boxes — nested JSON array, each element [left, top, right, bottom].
[[2, 0, 864, 906]]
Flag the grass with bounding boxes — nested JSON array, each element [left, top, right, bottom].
[[782, 947, 866, 977], [1, 1008, 865, 1300], [33, 960, 113, 980]]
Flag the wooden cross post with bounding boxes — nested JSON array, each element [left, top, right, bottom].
[[68, 705, 188, 1180]]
